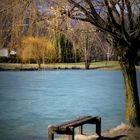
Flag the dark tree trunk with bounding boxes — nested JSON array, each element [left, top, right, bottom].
[[85, 61, 90, 69], [118, 48, 140, 126], [37, 59, 41, 69]]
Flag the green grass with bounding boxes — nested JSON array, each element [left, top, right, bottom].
[[0, 61, 121, 70]]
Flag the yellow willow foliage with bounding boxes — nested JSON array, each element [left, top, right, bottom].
[[21, 37, 57, 63]]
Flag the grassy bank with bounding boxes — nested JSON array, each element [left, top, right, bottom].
[[0, 61, 121, 70]]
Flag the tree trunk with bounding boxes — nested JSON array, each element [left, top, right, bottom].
[[84, 34, 91, 69], [119, 55, 140, 126], [85, 61, 90, 69], [37, 59, 41, 69]]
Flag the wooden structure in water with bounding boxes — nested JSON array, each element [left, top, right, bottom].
[[48, 116, 101, 140]]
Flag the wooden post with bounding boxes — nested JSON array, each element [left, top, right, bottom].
[[48, 125, 54, 140], [48, 133, 54, 140], [96, 117, 101, 136], [48, 131, 54, 140], [78, 125, 83, 134], [71, 127, 75, 140]]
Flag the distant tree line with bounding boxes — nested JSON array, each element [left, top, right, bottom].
[[0, 0, 118, 69]]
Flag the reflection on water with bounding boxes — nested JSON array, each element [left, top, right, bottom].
[[0, 70, 139, 140]]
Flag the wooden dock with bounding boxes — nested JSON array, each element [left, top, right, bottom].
[[48, 116, 101, 140]]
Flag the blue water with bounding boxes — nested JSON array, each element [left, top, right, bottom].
[[0, 70, 140, 140]]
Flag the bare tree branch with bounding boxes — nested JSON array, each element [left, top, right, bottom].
[[84, 0, 107, 25], [120, 0, 130, 40], [68, 0, 122, 39], [125, 0, 134, 31], [104, 0, 121, 32]]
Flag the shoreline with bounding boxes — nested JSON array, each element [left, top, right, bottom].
[[0, 67, 122, 71], [0, 61, 139, 71], [0, 61, 124, 71], [56, 124, 140, 140]]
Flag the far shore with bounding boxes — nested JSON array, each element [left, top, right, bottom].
[[0, 61, 140, 71], [0, 61, 124, 71]]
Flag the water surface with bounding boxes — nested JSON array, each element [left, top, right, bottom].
[[0, 70, 140, 140]]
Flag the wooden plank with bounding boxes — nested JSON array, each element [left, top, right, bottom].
[[60, 116, 98, 128], [58, 116, 94, 128], [57, 116, 91, 128]]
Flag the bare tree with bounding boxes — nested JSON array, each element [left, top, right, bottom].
[[94, 32, 116, 63], [67, 0, 140, 126]]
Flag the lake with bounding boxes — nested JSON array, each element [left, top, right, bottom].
[[0, 70, 140, 140]]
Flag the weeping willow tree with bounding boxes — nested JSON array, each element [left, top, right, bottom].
[[21, 37, 58, 68], [67, 0, 140, 126]]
